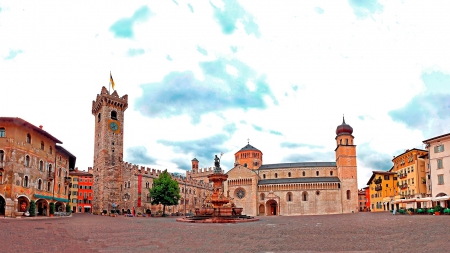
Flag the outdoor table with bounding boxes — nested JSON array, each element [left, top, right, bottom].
[[399, 209, 406, 214], [428, 209, 435, 214], [443, 208, 450, 214], [417, 209, 424, 214]]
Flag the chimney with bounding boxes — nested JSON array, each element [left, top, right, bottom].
[[39, 125, 43, 129]]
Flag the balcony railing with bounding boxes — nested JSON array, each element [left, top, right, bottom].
[[400, 184, 408, 189], [399, 173, 407, 179], [374, 178, 382, 184], [375, 185, 382, 191], [64, 177, 71, 185]]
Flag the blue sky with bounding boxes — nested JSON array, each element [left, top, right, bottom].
[[1, 0, 450, 188]]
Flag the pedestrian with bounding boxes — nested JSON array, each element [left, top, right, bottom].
[[393, 209, 396, 215]]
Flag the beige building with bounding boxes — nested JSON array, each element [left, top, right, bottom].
[[423, 133, 450, 207], [0, 117, 75, 217], [225, 118, 359, 216]]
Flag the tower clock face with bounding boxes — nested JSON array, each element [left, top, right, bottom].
[[109, 122, 119, 131]]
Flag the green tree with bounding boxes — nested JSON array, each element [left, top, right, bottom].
[[29, 200, 36, 217], [49, 202, 55, 215], [149, 169, 181, 216]]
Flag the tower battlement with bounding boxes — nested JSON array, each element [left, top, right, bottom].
[[92, 86, 128, 115]]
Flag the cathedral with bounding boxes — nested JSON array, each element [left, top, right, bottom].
[[92, 87, 358, 216]]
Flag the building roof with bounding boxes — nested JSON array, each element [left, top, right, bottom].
[[258, 177, 341, 185], [366, 171, 397, 185], [69, 170, 93, 177], [259, 162, 336, 170], [56, 145, 77, 170], [0, 117, 62, 144], [391, 148, 428, 161], [237, 143, 261, 152], [423, 132, 450, 143], [191, 158, 199, 162]]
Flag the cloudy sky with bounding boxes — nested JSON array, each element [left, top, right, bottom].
[[1, 0, 449, 188]]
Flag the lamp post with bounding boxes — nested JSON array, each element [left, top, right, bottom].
[[184, 177, 187, 217]]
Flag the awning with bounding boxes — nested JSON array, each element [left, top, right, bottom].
[[53, 197, 69, 203], [416, 197, 433, 202], [34, 194, 53, 200], [392, 199, 416, 204], [433, 196, 450, 201]]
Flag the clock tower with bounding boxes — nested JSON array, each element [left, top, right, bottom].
[[91, 86, 128, 214]]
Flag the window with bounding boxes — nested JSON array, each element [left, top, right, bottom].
[[260, 193, 265, 201], [346, 190, 351, 200], [49, 146, 52, 154], [384, 175, 389, 180], [286, 192, 293, 202], [0, 127, 5, 137], [437, 159, 443, 169], [0, 150, 4, 162], [434, 144, 445, 153], [316, 190, 320, 195], [316, 171, 319, 176], [145, 181, 150, 188], [330, 171, 333, 176], [302, 192, 308, 201], [111, 111, 117, 120], [288, 172, 291, 177], [263, 174, 266, 179], [25, 155, 30, 167], [47, 182, 51, 191], [58, 168, 62, 177], [302, 171, 305, 176], [438, 174, 444, 185], [275, 173, 278, 178], [26, 133, 31, 143], [37, 179, 42, 190], [40, 141, 44, 150], [98, 113, 101, 122], [39, 161, 43, 171], [23, 176, 29, 187]]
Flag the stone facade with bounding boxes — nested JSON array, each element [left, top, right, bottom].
[[0, 117, 74, 217], [225, 118, 359, 216]]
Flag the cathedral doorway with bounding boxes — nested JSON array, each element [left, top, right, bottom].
[[266, 200, 278, 216], [258, 204, 265, 215]]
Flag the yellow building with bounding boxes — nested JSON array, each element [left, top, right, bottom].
[[69, 173, 78, 213], [367, 171, 397, 212], [391, 148, 428, 209]]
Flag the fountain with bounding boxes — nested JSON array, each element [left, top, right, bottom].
[[176, 154, 258, 223]]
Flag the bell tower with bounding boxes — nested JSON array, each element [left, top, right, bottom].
[[91, 86, 128, 214], [234, 141, 263, 170], [335, 116, 358, 213]]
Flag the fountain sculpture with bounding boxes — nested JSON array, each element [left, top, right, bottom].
[[177, 154, 258, 223]]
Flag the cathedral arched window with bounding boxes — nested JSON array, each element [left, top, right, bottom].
[[25, 155, 30, 167], [288, 172, 291, 177], [286, 192, 293, 202], [316, 171, 319, 176], [111, 111, 117, 120], [260, 193, 265, 201], [302, 171, 305, 177]]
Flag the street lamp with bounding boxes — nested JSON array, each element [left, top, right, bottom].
[[184, 177, 187, 217]]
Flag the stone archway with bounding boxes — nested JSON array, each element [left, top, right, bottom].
[[55, 202, 65, 212], [258, 204, 265, 216], [266, 199, 278, 216], [36, 199, 49, 216]]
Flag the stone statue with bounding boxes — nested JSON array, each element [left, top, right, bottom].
[[214, 155, 220, 168]]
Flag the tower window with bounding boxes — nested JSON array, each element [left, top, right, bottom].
[[111, 111, 117, 120], [26, 133, 31, 144], [287, 192, 293, 202], [302, 191, 308, 201], [345, 139, 348, 145], [98, 113, 101, 122]]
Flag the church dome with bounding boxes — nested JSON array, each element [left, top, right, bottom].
[[239, 143, 261, 152], [336, 116, 353, 135]]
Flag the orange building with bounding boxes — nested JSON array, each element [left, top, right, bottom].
[[70, 168, 93, 213]]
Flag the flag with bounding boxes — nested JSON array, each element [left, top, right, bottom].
[[110, 71, 115, 90]]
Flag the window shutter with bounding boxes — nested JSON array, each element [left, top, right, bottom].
[[434, 146, 438, 153]]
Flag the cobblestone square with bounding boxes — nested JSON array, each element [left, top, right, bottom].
[[1, 212, 449, 253]]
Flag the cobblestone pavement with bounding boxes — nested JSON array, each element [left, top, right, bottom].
[[1, 212, 450, 253]]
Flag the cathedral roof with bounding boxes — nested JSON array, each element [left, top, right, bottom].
[[259, 162, 336, 170], [238, 143, 260, 152], [258, 177, 340, 185]]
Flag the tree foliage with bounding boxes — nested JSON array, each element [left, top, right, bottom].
[[29, 200, 36, 217], [149, 169, 181, 216]]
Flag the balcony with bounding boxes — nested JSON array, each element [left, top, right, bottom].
[[375, 185, 382, 191], [400, 184, 408, 190], [399, 173, 407, 179], [64, 177, 71, 185], [374, 178, 382, 184]]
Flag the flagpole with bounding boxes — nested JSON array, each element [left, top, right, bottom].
[[109, 71, 111, 94]]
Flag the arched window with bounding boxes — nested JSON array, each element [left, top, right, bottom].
[[316, 171, 319, 176], [128, 181, 130, 188], [0, 150, 4, 162], [275, 173, 278, 178], [25, 155, 30, 167], [302, 191, 308, 201], [0, 127, 5, 137], [346, 190, 351, 200], [286, 192, 293, 202], [39, 161, 43, 171], [98, 113, 101, 122], [316, 190, 320, 195], [244, 163, 247, 167], [49, 146, 52, 154], [58, 168, 62, 177], [263, 174, 266, 179], [182, 188, 184, 193], [145, 181, 150, 188], [189, 189, 191, 194], [48, 164, 52, 173], [57, 183, 61, 193], [111, 111, 117, 120], [24, 176, 29, 187], [38, 179, 42, 190], [41, 141, 44, 150], [260, 193, 265, 201], [302, 171, 305, 176], [288, 172, 291, 177], [26, 133, 31, 144], [64, 186, 67, 195], [339, 139, 342, 145], [330, 171, 333, 176], [345, 139, 348, 145], [47, 182, 51, 191]]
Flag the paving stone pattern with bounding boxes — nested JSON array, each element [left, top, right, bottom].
[[1, 212, 449, 253]]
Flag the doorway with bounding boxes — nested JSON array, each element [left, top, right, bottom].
[[266, 200, 278, 216]]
